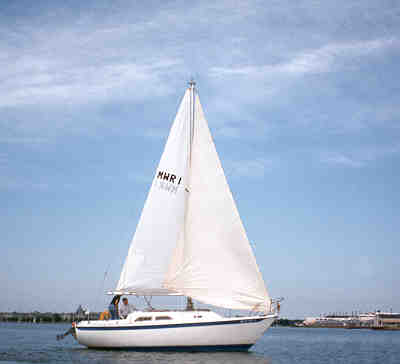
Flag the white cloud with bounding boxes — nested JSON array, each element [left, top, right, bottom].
[[1, 58, 182, 108], [215, 126, 242, 138], [0, 137, 50, 145], [0, 176, 49, 191], [210, 38, 398, 78], [1, 1, 399, 147], [320, 144, 400, 168], [359, 144, 400, 163], [0, 1, 269, 110], [142, 128, 168, 139], [320, 153, 364, 168], [0, 4, 195, 109], [225, 158, 276, 178]]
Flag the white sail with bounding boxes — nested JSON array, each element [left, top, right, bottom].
[[165, 90, 271, 313], [116, 89, 192, 295]]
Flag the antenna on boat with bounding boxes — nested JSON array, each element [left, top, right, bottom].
[[188, 78, 196, 89]]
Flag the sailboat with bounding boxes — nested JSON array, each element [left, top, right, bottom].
[[73, 81, 279, 351]]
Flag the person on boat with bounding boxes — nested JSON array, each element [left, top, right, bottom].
[[108, 295, 120, 320], [186, 297, 194, 311], [119, 297, 136, 319], [99, 309, 110, 320]]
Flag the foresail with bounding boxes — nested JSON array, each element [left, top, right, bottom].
[[165, 93, 271, 312], [116, 89, 191, 295]]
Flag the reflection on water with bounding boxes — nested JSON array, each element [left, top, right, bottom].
[[65, 348, 270, 364]]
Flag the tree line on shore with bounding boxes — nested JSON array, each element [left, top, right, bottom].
[[0, 311, 99, 323]]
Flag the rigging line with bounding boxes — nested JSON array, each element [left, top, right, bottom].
[[103, 202, 139, 297], [143, 295, 154, 310], [94, 262, 111, 311]]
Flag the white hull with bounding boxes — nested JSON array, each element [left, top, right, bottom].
[[75, 311, 276, 351]]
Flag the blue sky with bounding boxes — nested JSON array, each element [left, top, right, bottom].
[[1, 0, 399, 318]]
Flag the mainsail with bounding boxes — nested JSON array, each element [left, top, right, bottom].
[[117, 83, 270, 312]]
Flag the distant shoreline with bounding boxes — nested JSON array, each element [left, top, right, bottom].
[[1, 313, 305, 325], [0, 311, 100, 323]]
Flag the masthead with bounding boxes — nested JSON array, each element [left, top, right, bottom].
[[188, 79, 196, 89]]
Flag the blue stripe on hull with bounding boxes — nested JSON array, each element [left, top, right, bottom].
[[77, 318, 264, 331], [88, 344, 253, 352]]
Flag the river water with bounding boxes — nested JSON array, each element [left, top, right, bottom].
[[1, 322, 399, 363]]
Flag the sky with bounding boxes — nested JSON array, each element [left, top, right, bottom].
[[1, 0, 399, 318]]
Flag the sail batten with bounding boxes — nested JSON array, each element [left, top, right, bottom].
[[117, 84, 270, 312]]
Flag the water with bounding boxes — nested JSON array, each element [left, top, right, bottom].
[[1, 322, 399, 363]]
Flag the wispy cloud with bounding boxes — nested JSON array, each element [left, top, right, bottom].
[[103, 170, 153, 185], [225, 158, 276, 178], [141, 128, 168, 139], [0, 3, 196, 109], [0, 137, 50, 145], [215, 126, 242, 139], [320, 144, 400, 168], [0, 176, 49, 191], [12, 3, 397, 111], [210, 38, 398, 78], [1, 1, 399, 147], [320, 153, 364, 168], [1, 58, 182, 108]]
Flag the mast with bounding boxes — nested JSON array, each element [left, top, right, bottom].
[[185, 79, 195, 310], [188, 79, 196, 164]]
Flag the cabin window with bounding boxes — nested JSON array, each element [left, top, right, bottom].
[[155, 316, 172, 320], [135, 316, 152, 322]]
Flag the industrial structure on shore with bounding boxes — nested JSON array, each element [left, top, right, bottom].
[[303, 311, 400, 330]]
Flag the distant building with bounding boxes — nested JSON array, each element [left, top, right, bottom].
[[374, 312, 400, 329], [303, 311, 400, 330], [303, 315, 353, 328], [76, 305, 86, 315]]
